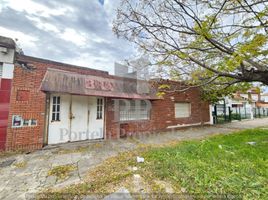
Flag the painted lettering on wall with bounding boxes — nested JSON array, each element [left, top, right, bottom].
[[85, 78, 115, 91]]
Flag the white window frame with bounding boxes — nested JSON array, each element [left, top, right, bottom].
[[96, 98, 103, 119], [51, 96, 61, 121], [175, 102, 191, 118]]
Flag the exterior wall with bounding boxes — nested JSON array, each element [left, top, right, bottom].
[[0, 47, 15, 64], [0, 36, 15, 150], [260, 95, 268, 103], [256, 102, 268, 108], [5, 55, 109, 150], [105, 88, 210, 139], [5, 54, 210, 150], [0, 78, 12, 150], [0, 63, 14, 150]]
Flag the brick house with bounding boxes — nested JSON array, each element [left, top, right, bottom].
[[0, 36, 210, 151]]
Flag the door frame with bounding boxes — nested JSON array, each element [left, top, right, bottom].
[[44, 93, 51, 146], [45, 93, 105, 145]]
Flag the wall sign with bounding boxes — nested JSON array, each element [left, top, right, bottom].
[[85, 77, 125, 91], [12, 115, 23, 127], [23, 119, 30, 126], [12, 115, 37, 128], [30, 119, 37, 126], [85, 78, 115, 91]]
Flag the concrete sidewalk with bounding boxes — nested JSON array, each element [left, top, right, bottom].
[[0, 118, 267, 200]]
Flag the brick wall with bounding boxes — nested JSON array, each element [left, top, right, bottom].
[[6, 54, 210, 150], [105, 87, 210, 139], [6, 55, 109, 150]]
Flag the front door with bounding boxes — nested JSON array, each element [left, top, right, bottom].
[[47, 94, 104, 144], [87, 96, 104, 139], [48, 94, 70, 144], [70, 95, 89, 142]]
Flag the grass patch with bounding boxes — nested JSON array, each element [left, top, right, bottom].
[[0, 149, 27, 158], [48, 164, 77, 180], [14, 161, 27, 168], [40, 128, 268, 199], [40, 151, 140, 199], [142, 129, 268, 199], [55, 143, 105, 154], [56, 146, 89, 154]]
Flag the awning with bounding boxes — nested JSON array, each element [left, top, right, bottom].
[[40, 68, 159, 99]]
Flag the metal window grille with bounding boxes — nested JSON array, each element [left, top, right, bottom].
[[52, 96, 60, 121], [119, 100, 150, 121]]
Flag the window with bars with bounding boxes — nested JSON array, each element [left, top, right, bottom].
[[52, 96, 60, 121], [97, 98, 103, 119], [119, 100, 150, 121]]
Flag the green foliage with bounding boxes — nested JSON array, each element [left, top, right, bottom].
[[156, 60, 174, 66], [14, 161, 27, 168], [156, 91, 165, 98], [143, 129, 268, 199], [158, 84, 171, 90], [40, 151, 138, 199], [48, 164, 77, 180], [238, 34, 267, 57], [168, 50, 188, 59], [39, 128, 268, 199], [201, 82, 251, 103], [193, 16, 214, 39], [114, 0, 268, 101]]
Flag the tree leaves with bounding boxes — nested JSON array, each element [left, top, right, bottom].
[[113, 0, 268, 102]]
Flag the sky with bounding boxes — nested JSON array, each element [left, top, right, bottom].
[[0, 0, 135, 73]]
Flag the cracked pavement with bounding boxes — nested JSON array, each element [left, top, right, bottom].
[[0, 118, 267, 200]]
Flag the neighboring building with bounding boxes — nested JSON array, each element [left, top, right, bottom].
[[235, 88, 268, 110], [213, 88, 268, 123], [260, 93, 268, 103], [258, 93, 268, 108], [0, 36, 15, 150], [0, 36, 210, 151], [225, 92, 254, 119]]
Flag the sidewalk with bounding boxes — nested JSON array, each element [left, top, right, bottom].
[[0, 118, 267, 199]]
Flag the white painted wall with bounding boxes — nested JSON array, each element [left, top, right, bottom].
[[0, 48, 15, 64], [251, 94, 259, 101], [1, 63, 14, 79], [261, 96, 268, 102], [240, 94, 248, 99], [209, 105, 214, 125]]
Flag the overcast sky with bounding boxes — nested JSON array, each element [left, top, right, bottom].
[[0, 0, 135, 73]]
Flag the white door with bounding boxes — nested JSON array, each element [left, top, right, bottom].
[[88, 96, 104, 139], [48, 94, 104, 144], [69, 95, 89, 142], [48, 94, 71, 144]]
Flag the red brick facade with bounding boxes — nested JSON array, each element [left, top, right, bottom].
[[5, 55, 210, 151], [5, 55, 109, 150], [105, 87, 210, 139]]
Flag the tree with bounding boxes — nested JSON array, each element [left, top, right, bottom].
[[113, 0, 268, 102]]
